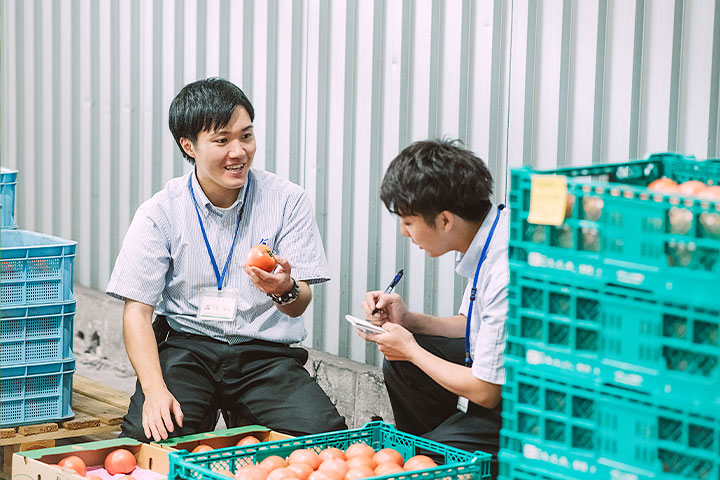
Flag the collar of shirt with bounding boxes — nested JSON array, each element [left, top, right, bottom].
[[190, 169, 247, 219], [455, 203, 499, 278]]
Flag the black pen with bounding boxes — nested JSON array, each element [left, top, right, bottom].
[[371, 269, 404, 315]]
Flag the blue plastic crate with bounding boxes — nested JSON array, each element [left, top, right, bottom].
[[509, 153, 720, 305], [500, 360, 720, 480], [0, 167, 18, 229], [168, 421, 491, 480], [506, 262, 720, 407], [0, 300, 75, 366], [0, 229, 76, 306], [0, 356, 75, 427]]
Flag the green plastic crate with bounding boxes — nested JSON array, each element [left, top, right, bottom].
[[500, 360, 720, 480], [168, 422, 491, 480], [509, 153, 720, 305], [498, 451, 585, 480], [506, 262, 720, 407]]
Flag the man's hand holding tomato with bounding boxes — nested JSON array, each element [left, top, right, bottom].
[[243, 254, 312, 318], [243, 253, 293, 295]]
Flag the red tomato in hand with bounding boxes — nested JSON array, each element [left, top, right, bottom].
[[246, 244, 277, 272], [58, 456, 87, 476], [105, 448, 137, 475]]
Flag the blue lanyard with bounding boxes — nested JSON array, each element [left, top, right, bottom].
[[465, 204, 505, 367], [188, 172, 250, 290]]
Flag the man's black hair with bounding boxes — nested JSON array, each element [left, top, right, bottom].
[[168, 77, 255, 164], [380, 139, 494, 225]]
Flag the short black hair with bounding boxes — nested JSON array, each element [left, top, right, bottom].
[[380, 139, 494, 225], [168, 77, 255, 164]]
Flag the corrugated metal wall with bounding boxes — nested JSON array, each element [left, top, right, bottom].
[[2, 0, 719, 366]]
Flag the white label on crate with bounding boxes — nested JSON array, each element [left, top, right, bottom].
[[522, 444, 585, 472], [616, 270, 645, 285], [525, 349, 595, 375], [613, 370, 644, 387], [610, 470, 639, 480], [527, 252, 601, 278]]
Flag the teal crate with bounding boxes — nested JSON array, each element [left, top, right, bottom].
[[0, 167, 17, 229], [499, 451, 585, 480], [168, 421, 491, 480], [0, 356, 75, 427], [0, 229, 76, 306], [506, 262, 720, 407], [500, 360, 720, 480], [509, 153, 720, 305], [0, 300, 76, 366]]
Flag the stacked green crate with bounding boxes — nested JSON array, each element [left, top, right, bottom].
[[0, 171, 78, 427], [500, 153, 720, 480]]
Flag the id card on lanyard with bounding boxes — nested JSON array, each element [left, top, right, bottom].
[[189, 172, 250, 322], [458, 204, 504, 413]]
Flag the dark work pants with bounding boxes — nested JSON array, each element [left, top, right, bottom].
[[383, 335, 502, 479], [121, 330, 347, 440]]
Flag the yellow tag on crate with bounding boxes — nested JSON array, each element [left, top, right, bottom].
[[527, 174, 568, 226]]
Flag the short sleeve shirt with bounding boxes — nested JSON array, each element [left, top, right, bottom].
[[456, 205, 510, 385], [106, 169, 330, 345]]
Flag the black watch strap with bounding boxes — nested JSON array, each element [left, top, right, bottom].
[[268, 278, 300, 305]]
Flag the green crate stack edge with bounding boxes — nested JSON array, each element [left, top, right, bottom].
[[499, 153, 720, 480], [0, 168, 78, 427], [168, 421, 492, 480]]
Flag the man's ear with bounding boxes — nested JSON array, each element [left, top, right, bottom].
[[437, 211, 454, 232], [179, 138, 196, 159]]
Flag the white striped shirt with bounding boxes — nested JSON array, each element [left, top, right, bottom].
[[456, 204, 510, 385], [106, 169, 330, 344]]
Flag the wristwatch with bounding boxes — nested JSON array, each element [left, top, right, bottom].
[[268, 278, 300, 305]]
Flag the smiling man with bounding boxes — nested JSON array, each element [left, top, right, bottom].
[[107, 77, 346, 441], [359, 139, 509, 479]]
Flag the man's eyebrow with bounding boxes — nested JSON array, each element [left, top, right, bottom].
[[212, 125, 254, 135]]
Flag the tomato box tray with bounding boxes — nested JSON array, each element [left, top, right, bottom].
[[167, 421, 491, 480], [499, 359, 720, 480], [12, 438, 170, 480], [506, 262, 720, 407], [156, 425, 294, 452], [509, 153, 720, 305]]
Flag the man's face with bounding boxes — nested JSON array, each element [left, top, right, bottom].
[[183, 106, 256, 205], [399, 214, 450, 258]]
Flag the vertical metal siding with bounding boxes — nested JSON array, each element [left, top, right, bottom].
[[2, 0, 719, 366]]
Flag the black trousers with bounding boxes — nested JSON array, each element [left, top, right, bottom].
[[383, 335, 501, 479], [121, 329, 347, 440]]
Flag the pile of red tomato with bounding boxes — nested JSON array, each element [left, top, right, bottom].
[[53, 448, 137, 479], [221, 444, 438, 480], [648, 178, 720, 240]]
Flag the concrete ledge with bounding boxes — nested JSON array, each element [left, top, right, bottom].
[[72, 284, 394, 428]]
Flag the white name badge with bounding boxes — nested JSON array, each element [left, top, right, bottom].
[[457, 396, 469, 414], [197, 287, 238, 322]]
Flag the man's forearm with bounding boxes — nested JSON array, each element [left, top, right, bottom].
[[405, 313, 467, 338], [123, 306, 167, 393]]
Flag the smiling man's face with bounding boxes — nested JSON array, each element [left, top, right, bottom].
[[182, 106, 256, 208]]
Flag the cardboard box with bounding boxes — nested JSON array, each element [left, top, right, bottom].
[[155, 425, 293, 453], [12, 439, 169, 480]]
